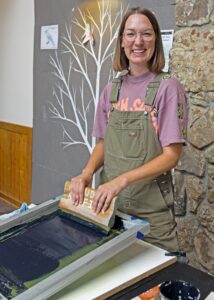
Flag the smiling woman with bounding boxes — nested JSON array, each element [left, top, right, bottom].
[[70, 7, 188, 253], [113, 7, 164, 74], [121, 14, 156, 76]]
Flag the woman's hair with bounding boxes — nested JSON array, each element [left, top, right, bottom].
[[113, 7, 165, 73]]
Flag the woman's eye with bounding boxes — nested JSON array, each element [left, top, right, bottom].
[[127, 33, 135, 37]]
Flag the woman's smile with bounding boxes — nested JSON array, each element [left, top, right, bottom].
[[122, 14, 156, 76], [132, 49, 146, 55]]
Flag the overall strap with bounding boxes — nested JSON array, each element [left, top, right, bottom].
[[145, 72, 170, 106], [109, 71, 170, 105], [109, 70, 129, 104], [109, 77, 122, 104]]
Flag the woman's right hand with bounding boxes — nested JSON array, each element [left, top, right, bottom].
[[70, 170, 93, 206]]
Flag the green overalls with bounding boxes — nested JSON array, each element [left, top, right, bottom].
[[100, 73, 179, 252]]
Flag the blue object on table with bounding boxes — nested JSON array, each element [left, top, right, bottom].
[[0, 202, 29, 220], [11, 202, 29, 216], [136, 232, 144, 239]]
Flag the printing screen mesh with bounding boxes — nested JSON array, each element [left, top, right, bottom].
[[0, 210, 119, 299]]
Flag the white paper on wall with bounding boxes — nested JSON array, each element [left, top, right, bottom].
[[40, 25, 58, 49], [161, 29, 174, 72]]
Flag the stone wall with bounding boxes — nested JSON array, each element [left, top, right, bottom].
[[170, 0, 214, 274]]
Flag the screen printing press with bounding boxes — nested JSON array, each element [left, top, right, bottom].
[[0, 184, 152, 300], [49, 240, 177, 300]]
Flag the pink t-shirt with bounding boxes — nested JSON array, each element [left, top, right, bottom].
[[92, 72, 188, 147]]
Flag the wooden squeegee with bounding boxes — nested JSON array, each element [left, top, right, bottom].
[[59, 180, 117, 234]]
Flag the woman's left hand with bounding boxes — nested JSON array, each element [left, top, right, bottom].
[[92, 177, 127, 214]]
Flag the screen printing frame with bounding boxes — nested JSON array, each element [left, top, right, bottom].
[[0, 198, 150, 300]]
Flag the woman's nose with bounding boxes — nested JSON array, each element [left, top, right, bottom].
[[134, 33, 144, 44]]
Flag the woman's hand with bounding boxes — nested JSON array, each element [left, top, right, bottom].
[[70, 170, 93, 206], [91, 144, 183, 214], [70, 139, 105, 207], [92, 177, 128, 214]]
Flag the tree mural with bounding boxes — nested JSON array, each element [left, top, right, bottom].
[[49, 0, 127, 154]]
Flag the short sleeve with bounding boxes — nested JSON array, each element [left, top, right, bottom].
[[92, 83, 112, 138], [155, 77, 188, 147]]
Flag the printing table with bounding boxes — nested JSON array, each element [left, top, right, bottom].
[[109, 258, 214, 300], [49, 240, 177, 300], [49, 240, 214, 300], [0, 199, 149, 300], [1, 201, 213, 300]]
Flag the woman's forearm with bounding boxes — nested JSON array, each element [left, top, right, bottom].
[[83, 138, 105, 175], [92, 144, 183, 213], [118, 143, 182, 188]]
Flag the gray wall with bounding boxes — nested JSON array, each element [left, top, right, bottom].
[[32, 0, 176, 203]]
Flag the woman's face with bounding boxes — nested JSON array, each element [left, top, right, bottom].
[[122, 14, 156, 75]]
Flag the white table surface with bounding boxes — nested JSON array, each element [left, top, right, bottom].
[[49, 240, 176, 300]]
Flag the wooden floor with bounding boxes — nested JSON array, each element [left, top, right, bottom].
[[0, 198, 15, 215]]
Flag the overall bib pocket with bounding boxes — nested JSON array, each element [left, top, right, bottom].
[[105, 115, 146, 160], [121, 118, 145, 159]]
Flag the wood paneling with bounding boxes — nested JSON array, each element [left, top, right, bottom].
[[0, 122, 32, 207]]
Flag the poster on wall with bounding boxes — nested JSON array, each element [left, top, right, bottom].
[[40, 25, 59, 49], [161, 29, 174, 72]]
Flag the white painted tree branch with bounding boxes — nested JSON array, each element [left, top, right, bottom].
[[49, 0, 126, 155]]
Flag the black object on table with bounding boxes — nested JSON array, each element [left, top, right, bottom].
[[107, 262, 214, 300]]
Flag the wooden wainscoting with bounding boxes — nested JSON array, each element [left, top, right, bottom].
[[0, 121, 32, 207]]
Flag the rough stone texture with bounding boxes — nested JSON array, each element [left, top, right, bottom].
[[208, 164, 214, 189], [187, 251, 208, 273], [208, 190, 214, 203], [173, 171, 187, 216], [188, 108, 214, 149], [194, 228, 214, 274], [176, 0, 214, 26], [176, 143, 206, 176], [211, 10, 214, 24], [170, 28, 214, 93], [205, 91, 214, 102], [174, 0, 214, 274], [191, 92, 212, 107], [189, 104, 207, 128], [205, 144, 214, 163], [198, 204, 214, 233], [186, 176, 206, 212], [176, 217, 199, 252]]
